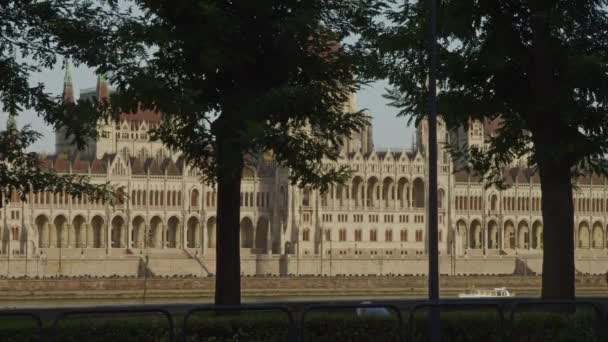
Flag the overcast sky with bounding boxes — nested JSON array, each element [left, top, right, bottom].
[[2, 64, 415, 153]]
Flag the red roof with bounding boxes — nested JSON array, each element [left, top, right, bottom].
[[577, 174, 592, 185], [91, 159, 107, 174], [130, 158, 146, 175], [164, 159, 180, 176], [528, 169, 540, 183], [454, 169, 469, 182], [591, 173, 604, 185], [72, 159, 89, 173], [54, 158, 70, 172], [120, 109, 161, 123], [147, 158, 163, 175]]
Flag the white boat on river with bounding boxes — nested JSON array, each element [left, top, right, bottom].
[[458, 287, 514, 298]]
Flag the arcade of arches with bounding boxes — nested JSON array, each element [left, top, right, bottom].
[[453, 219, 607, 252], [327, 176, 428, 209], [30, 214, 274, 254]]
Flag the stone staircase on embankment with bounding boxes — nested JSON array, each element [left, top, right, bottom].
[[139, 249, 210, 277]]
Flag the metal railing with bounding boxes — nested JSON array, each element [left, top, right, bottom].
[[183, 304, 295, 342], [408, 302, 506, 342], [299, 303, 406, 342], [50, 307, 175, 342], [0, 298, 606, 342]]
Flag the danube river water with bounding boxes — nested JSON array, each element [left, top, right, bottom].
[[4, 290, 608, 309], [0, 294, 426, 309], [1, 275, 605, 309]]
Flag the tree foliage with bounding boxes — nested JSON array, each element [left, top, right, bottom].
[[98, 0, 385, 190], [359, 0, 608, 299], [0, 0, 135, 204], [363, 0, 608, 181], [79, 0, 384, 304], [0, 121, 114, 204]]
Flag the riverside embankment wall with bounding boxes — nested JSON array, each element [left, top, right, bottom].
[[0, 254, 607, 278], [0, 275, 606, 301]]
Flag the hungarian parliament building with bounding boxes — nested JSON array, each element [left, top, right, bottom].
[[1, 70, 607, 277]]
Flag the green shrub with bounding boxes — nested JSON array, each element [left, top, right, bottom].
[[0, 308, 604, 342], [0, 317, 41, 342], [409, 310, 502, 342], [510, 311, 601, 342], [183, 312, 290, 342], [303, 315, 402, 342], [52, 314, 172, 342]]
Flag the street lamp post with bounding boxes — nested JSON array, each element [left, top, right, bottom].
[[427, 0, 440, 340]]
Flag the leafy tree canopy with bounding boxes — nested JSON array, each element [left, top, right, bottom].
[[0, 0, 135, 204], [77, 0, 386, 305], [89, 0, 385, 191], [357, 0, 608, 299], [360, 0, 608, 185]]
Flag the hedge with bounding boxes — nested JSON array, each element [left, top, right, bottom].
[[0, 309, 603, 342]]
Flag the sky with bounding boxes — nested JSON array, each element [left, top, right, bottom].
[[1, 65, 415, 154]]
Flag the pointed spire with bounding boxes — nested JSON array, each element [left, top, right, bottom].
[[96, 73, 109, 100], [63, 58, 74, 103]]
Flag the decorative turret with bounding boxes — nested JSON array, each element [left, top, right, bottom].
[[366, 122, 374, 153], [96, 73, 109, 100], [63, 59, 74, 104]]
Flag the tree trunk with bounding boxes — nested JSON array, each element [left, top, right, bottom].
[[214, 131, 244, 306], [538, 157, 575, 300], [529, 0, 575, 300]]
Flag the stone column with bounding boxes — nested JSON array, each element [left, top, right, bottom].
[[181, 224, 186, 249], [362, 181, 367, 209], [201, 223, 206, 255], [266, 222, 272, 255], [137, 224, 143, 248], [141, 224, 148, 248], [151, 224, 158, 248], [252, 225, 257, 251], [122, 224, 128, 248], [104, 224, 109, 249], [25, 233, 32, 258], [61, 223, 69, 248], [0, 226, 4, 254], [485, 225, 490, 251], [67, 224, 74, 248], [499, 221, 504, 251], [42, 223, 49, 248], [161, 223, 166, 249], [49, 224, 57, 248], [279, 221, 285, 254], [125, 224, 130, 248], [85, 224, 92, 248], [393, 185, 398, 210], [194, 222, 201, 249], [347, 186, 351, 208]]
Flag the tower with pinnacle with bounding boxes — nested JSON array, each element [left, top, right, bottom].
[[55, 59, 101, 159], [340, 94, 374, 155]]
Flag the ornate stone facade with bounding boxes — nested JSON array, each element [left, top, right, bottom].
[[1, 73, 607, 277]]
